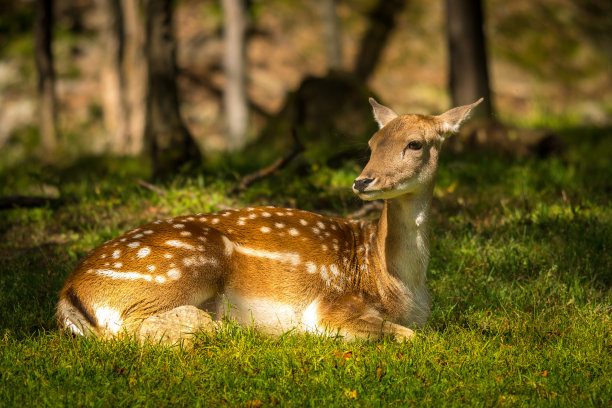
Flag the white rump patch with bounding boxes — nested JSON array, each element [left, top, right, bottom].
[[302, 300, 320, 332], [165, 240, 195, 250], [137, 247, 151, 258], [95, 306, 123, 334]]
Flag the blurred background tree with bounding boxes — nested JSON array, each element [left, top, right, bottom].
[[144, 0, 201, 177], [446, 0, 493, 119], [34, 0, 58, 157], [0, 0, 610, 176]]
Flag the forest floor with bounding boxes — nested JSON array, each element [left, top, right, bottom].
[[0, 117, 610, 406]]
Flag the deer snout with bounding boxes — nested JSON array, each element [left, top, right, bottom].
[[353, 177, 376, 192]]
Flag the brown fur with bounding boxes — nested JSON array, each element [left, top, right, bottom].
[[57, 98, 482, 342]]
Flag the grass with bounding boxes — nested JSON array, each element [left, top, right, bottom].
[[0, 123, 611, 406]]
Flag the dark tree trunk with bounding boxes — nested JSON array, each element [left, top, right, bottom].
[[34, 0, 57, 155], [144, 0, 201, 177], [446, 0, 493, 118], [122, 0, 147, 155], [354, 0, 406, 82], [221, 0, 249, 151], [99, 0, 128, 154]]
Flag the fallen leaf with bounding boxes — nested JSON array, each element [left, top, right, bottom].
[[345, 389, 357, 399]]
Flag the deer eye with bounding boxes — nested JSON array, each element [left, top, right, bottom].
[[406, 141, 422, 151]]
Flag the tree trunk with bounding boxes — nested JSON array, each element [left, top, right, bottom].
[[446, 0, 493, 119], [221, 0, 249, 151], [354, 0, 406, 82], [320, 0, 343, 71], [99, 0, 128, 154], [144, 0, 201, 177], [34, 0, 57, 155], [122, 0, 147, 155]]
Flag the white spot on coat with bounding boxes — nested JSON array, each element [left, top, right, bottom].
[[167, 269, 181, 280], [91, 269, 152, 282], [137, 247, 151, 258], [165, 240, 195, 250], [329, 264, 340, 277], [235, 246, 301, 266], [260, 226, 271, 233], [306, 262, 317, 274], [127, 241, 140, 248]]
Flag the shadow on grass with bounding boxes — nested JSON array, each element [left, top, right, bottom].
[[0, 243, 74, 338]]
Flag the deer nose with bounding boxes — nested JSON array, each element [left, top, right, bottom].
[[353, 177, 375, 192]]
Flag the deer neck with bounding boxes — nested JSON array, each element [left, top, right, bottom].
[[373, 184, 434, 288]]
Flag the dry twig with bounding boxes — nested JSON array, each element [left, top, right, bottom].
[[133, 178, 166, 195], [231, 130, 305, 194]]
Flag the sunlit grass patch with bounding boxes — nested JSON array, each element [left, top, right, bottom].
[[0, 123, 610, 406]]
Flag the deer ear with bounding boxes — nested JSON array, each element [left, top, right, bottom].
[[369, 97, 399, 129], [437, 98, 484, 134]]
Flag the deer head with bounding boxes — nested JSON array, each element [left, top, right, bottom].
[[353, 97, 483, 200]]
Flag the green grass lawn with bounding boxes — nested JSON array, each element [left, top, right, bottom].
[[0, 124, 610, 407]]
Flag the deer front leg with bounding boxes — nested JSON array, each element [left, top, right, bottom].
[[310, 294, 415, 341], [135, 305, 216, 345]]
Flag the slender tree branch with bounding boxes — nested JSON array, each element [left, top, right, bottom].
[[231, 130, 304, 194]]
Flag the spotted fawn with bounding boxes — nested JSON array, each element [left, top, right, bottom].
[[57, 97, 483, 342]]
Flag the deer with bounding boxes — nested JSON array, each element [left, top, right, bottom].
[[57, 97, 483, 343]]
